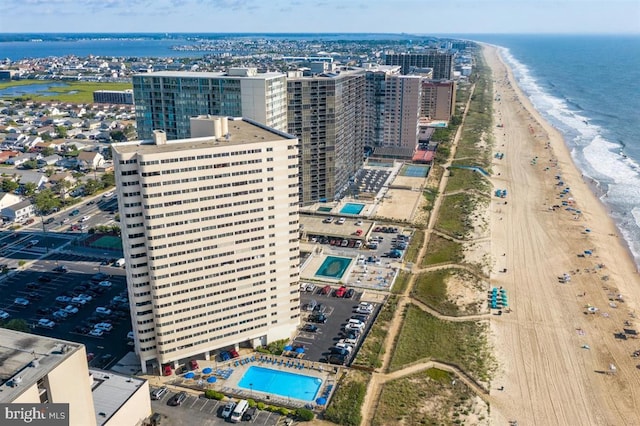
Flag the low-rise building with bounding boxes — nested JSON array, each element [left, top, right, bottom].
[[1, 199, 35, 222]]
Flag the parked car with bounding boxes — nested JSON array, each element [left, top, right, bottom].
[[69, 209, 80, 216], [53, 310, 68, 320], [221, 401, 236, 418], [38, 319, 55, 328], [14, 297, 29, 306], [63, 305, 79, 315], [150, 387, 168, 401], [88, 328, 104, 337], [94, 322, 113, 332], [37, 275, 52, 282], [168, 391, 188, 407], [320, 285, 332, 295], [323, 217, 334, 223], [0, 310, 10, 320], [334, 286, 347, 298], [98, 280, 112, 288], [96, 307, 112, 315], [345, 288, 355, 299], [302, 324, 318, 333], [44, 217, 55, 224], [56, 296, 72, 304], [309, 314, 327, 324], [243, 406, 257, 421]]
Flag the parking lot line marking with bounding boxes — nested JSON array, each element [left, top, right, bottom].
[[209, 401, 218, 414], [189, 397, 198, 408], [199, 400, 208, 411]]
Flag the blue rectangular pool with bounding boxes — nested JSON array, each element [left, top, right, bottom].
[[340, 203, 365, 215], [238, 366, 322, 401], [315, 256, 352, 279]]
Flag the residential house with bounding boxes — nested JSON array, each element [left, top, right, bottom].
[[6, 152, 38, 167], [37, 154, 62, 167], [48, 172, 76, 195], [1, 199, 34, 222], [0, 192, 22, 210], [18, 172, 48, 190], [77, 151, 104, 170], [0, 150, 20, 163]]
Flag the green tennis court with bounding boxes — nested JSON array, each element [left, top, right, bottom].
[[88, 235, 122, 250]]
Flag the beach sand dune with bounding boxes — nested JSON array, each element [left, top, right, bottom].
[[485, 44, 640, 425]]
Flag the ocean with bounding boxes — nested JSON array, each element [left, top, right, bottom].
[[1, 33, 639, 267], [463, 34, 640, 268]]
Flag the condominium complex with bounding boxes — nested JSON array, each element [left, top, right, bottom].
[[384, 51, 455, 79], [364, 65, 401, 147], [287, 67, 366, 205], [132, 68, 287, 140], [112, 116, 300, 373], [383, 75, 422, 150], [421, 80, 457, 121]]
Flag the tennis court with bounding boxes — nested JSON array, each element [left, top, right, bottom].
[[87, 235, 122, 250], [401, 164, 430, 177]]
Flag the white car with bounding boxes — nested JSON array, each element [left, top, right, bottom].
[[81, 215, 91, 222], [71, 297, 87, 305], [56, 296, 72, 303], [127, 331, 135, 340], [94, 322, 113, 332], [53, 310, 68, 319], [339, 337, 358, 346], [344, 323, 364, 333], [38, 319, 55, 328], [103, 191, 114, 198], [355, 220, 363, 226], [78, 294, 93, 302], [89, 328, 104, 337], [98, 281, 112, 288], [96, 307, 112, 315], [333, 342, 353, 353], [63, 305, 79, 315], [112, 295, 127, 303], [14, 297, 29, 306], [323, 216, 334, 223], [0, 310, 10, 320], [356, 306, 373, 314], [337, 217, 346, 224]]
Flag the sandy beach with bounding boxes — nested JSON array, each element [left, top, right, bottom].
[[485, 44, 640, 425]]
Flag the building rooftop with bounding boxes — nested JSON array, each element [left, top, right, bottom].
[[136, 70, 285, 79], [90, 369, 147, 426], [112, 117, 296, 155], [0, 329, 83, 402]]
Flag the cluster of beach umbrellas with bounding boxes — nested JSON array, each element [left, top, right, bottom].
[[183, 367, 217, 383]]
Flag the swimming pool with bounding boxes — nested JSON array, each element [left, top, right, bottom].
[[315, 256, 352, 279], [340, 203, 365, 215], [238, 366, 322, 401]]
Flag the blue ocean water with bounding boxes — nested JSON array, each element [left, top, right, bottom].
[[463, 34, 640, 268]]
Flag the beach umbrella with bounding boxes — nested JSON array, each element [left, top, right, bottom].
[[316, 397, 327, 405], [184, 372, 195, 379], [207, 376, 217, 383], [284, 345, 293, 351], [202, 367, 212, 374], [295, 347, 305, 354]]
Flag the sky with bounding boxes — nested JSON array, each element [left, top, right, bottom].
[[1, 0, 638, 34]]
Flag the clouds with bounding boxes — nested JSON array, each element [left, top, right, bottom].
[[0, 0, 638, 34]]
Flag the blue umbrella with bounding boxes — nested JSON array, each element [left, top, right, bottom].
[[202, 367, 212, 374], [184, 372, 195, 379], [284, 345, 293, 351], [207, 376, 217, 383], [316, 397, 327, 405], [295, 347, 305, 354]]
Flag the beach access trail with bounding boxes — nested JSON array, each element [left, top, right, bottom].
[[485, 44, 640, 425]]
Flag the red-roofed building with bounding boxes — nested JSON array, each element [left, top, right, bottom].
[[412, 149, 435, 164]]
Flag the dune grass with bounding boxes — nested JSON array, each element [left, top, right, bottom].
[[421, 233, 463, 267]]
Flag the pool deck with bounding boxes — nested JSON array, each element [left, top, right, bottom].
[[150, 352, 338, 409]]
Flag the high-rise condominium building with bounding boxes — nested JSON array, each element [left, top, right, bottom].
[[112, 116, 300, 373], [420, 80, 457, 121], [384, 51, 455, 79], [364, 65, 401, 147], [383, 75, 422, 150], [287, 67, 366, 205], [132, 68, 287, 140]]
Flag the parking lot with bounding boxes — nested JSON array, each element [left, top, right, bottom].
[[0, 248, 132, 370], [150, 388, 284, 426], [292, 289, 381, 366]]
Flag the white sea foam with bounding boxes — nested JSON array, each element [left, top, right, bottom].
[[499, 47, 640, 267]]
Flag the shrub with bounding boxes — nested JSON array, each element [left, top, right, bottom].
[[203, 390, 224, 400], [257, 402, 266, 410], [247, 398, 256, 408], [278, 407, 289, 416], [297, 408, 315, 421]]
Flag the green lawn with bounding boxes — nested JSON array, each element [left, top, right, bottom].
[[435, 193, 480, 239], [421, 233, 463, 267]]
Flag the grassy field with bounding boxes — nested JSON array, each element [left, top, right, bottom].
[[391, 270, 411, 295], [0, 80, 133, 104], [352, 295, 398, 370], [323, 369, 369, 426], [421, 233, 463, 267], [388, 305, 495, 383], [403, 229, 424, 264], [373, 368, 488, 426], [435, 193, 481, 239], [445, 167, 491, 194], [412, 268, 485, 316]]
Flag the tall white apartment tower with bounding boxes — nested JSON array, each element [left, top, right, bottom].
[[112, 116, 301, 373]]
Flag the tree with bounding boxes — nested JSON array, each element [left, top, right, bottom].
[[1, 319, 30, 333], [45, 167, 55, 177], [101, 172, 115, 188], [22, 159, 38, 170], [2, 179, 18, 193], [34, 188, 61, 213], [42, 146, 55, 157], [110, 130, 127, 142], [55, 125, 67, 138], [84, 179, 100, 195], [23, 182, 37, 197]]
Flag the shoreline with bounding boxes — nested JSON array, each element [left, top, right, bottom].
[[483, 42, 640, 425]]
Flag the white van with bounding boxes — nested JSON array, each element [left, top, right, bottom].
[[230, 399, 248, 423], [114, 258, 125, 267]]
